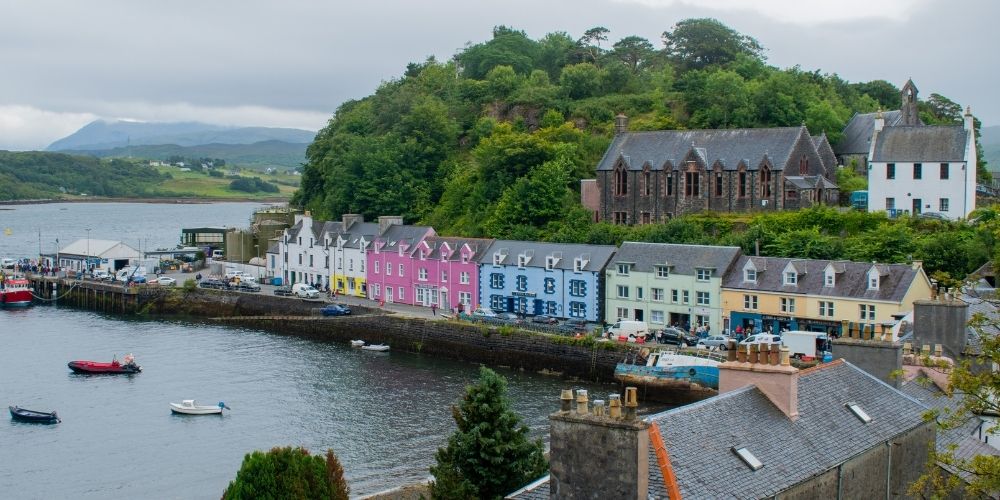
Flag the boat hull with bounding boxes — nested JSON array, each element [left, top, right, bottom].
[[361, 344, 389, 352], [68, 360, 141, 374], [9, 406, 60, 424], [0, 289, 33, 307], [169, 402, 223, 415], [614, 363, 720, 391]]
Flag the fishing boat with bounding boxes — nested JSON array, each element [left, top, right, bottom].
[[169, 400, 230, 415], [9, 406, 60, 424], [68, 353, 141, 374], [350, 340, 366, 347], [361, 344, 390, 352], [0, 277, 33, 307], [614, 348, 723, 392]]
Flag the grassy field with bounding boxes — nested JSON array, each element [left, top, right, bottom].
[[151, 167, 297, 199]]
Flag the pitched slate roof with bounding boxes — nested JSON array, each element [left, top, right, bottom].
[[612, 242, 741, 276], [285, 218, 325, 242], [333, 222, 380, 250], [417, 236, 495, 262], [596, 127, 809, 172], [479, 240, 617, 273], [812, 133, 839, 171], [376, 224, 434, 251], [836, 110, 904, 155], [723, 256, 923, 303], [648, 361, 927, 499], [504, 475, 550, 499], [871, 125, 969, 162]]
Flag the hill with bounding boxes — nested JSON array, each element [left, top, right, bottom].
[[47, 120, 315, 151], [59, 140, 308, 170], [982, 125, 999, 173]]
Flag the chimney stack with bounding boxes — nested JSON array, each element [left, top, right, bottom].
[[377, 215, 403, 235], [342, 213, 364, 229], [614, 113, 629, 135], [719, 343, 800, 420], [549, 387, 649, 499], [912, 296, 968, 358], [965, 106, 975, 132]]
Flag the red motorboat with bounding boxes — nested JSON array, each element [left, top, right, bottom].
[[68, 354, 141, 374], [0, 277, 33, 307]]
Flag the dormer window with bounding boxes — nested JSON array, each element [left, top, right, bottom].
[[784, 271, 797, 286], [545, 257, 556, 271], [617, 263, 630, 275], [655, 266, 669, 278], [744, 269, 757, 282], [869, 275, 879, 290], [518, 254, 529, 268], [696, 269, 711, 282], [573, 258, 584, 273], [825, 271, 835, 287]]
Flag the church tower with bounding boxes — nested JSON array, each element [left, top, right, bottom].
[[900, 79, 920, 126]]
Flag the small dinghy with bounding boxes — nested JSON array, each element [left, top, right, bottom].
[[350, 340, 366, 347], [68, 353, 141, 374], [9, 406, 60, 424], [170, 400, 230, 415], [361, 344, 390, 352]]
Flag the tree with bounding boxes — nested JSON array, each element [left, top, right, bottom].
[[559, 62, 603, 99], [662, 18, 764, 70], [578, 26, 610, 64], [429, 366, 547, 499], [223, 446, 349, 500], [611, 36, 655, 73]]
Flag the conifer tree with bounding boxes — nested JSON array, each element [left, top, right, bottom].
[[430, 366, 547, 499], [223, 446, 349, 500]]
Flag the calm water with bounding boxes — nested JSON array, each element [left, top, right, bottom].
[[0, 203, 616, 499]]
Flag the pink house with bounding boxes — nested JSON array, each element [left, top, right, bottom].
[[366, 223, 435, 306], [407, 237, 494, 313]]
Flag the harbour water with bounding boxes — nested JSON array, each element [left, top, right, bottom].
[[0, 202, 619, 498]]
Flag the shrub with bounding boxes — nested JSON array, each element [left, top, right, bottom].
[[222, 446, 349, 500]]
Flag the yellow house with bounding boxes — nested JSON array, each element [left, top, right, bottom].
[[721, 256, 933, 337]]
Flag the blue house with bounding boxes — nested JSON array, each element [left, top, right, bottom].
[[477, 240, 617, 322]]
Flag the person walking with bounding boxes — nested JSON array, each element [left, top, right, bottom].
[[431, 304, 437, 316]]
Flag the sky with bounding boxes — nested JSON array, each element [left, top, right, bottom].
[[0, 0, 995, 150]]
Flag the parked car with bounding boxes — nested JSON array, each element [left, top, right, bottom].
[[273, 285, 294, 296], [234, 282, 260, 293], [152, 276, 177, 286], [559, 319, 589, 334], [92, 270, 111, 281], [292, 283, 320, 299], [496, 312, 522, 324], [129, 275, 147, 284], [198, 278, 228, 290], [470, 307, 497, 318], [739, 334, 783, 347], [320, 304, 351, 316], [697, 335, 732, 350], [658, 327, 699, 347], [918, 212, 949, 221], [531, 314, 559, 325]]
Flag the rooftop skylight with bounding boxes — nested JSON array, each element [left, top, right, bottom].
[[732, 447, 763, 471], [846, 402, 872, 423]]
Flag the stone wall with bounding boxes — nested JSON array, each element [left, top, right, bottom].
[[832, 338, 903, 388]]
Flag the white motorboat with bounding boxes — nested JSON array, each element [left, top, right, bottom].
[[361, 344, 390, 352], [350, 340, 366, 347], [170, 400, 230, 415]]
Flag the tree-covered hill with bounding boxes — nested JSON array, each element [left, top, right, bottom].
[[59, 140, 309, 171], [0, 151, 169, 200], [294, 19, 984, 242]]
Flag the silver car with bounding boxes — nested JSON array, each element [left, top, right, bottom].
[[697, 335, 733, 350]]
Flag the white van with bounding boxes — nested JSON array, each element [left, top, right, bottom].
[[739, 333, 782, 348], [781, 331, 831, 359], [605, 320, 649, 340], [292, 283, 319, 299]]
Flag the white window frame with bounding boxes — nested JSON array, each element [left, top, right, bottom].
[[696, 269, 711, 282], [744, 294, 758, 310], [617, 285, 629, 299], [784, 272, 797, 286]]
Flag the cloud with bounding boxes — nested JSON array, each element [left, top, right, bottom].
[[0, 103, 327, 151], [613, 0, 930, 25]]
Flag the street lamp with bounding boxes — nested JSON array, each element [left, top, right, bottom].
[[85, 228, 91, 273]]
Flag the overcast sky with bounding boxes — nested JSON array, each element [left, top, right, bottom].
[[0, 0, 995, 150]]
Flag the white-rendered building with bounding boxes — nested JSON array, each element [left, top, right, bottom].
[[277, 212, 333, 288], [57, 239, 141, 273], [866, 84, 977, 220]]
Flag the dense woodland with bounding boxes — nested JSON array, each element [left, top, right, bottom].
[[0, 151, 169, 200]]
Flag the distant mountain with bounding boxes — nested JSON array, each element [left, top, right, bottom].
[[60, 140, 308, 170], [983, 125, 1000, 172], [47, 120, 316, 151]]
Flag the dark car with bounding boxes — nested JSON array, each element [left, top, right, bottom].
[[320, 304, 352, 316], [496, 312, 523, 324], [531, 314, 559, 325], [198, 278, 228, 290], [559, 319, 589, 334], [658, 327, 699, 346], [234, 282, 261, 293], [273, 286, 294, 296]]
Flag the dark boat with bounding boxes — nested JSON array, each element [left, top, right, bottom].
[[68, 354, 141, 374], [9, 406, 60, 424]]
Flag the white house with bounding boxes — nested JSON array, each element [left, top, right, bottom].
[[329, 214, 380, 298], [866, 106, 977, 220], [57, 239, 141, 273], [278, 212, 333, 289]]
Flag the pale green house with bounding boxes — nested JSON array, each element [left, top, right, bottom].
[[604, 242, 742, 334]]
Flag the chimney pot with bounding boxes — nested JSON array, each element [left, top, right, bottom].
[[560, 389, 573, 412], [780, 346, 791, 366], [921, 344, 931, 356], [608, 394, 623, 419], [624, 387, 638, 421], [726, 340, 738, 361], [934, 344, 943, 357], [748, 344, 759, 364], [593, 400, 606, 417], [576, 389, 589, 415], [737, 343, 748, 363], [769, 343, 780, 365]]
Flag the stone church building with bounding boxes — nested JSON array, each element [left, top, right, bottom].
[[835, 79, 923, 173], [591, 115, 839, 224]]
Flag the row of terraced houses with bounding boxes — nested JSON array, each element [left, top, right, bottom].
[[267, 212, 933, 335]]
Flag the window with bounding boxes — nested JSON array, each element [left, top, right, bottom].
[[780, 297, 796, 313], [859, 304, 876, 321], [655, 266, 669, 278], [642, 170, 651, 196], [696, 269, 711, 282], [544, 277, 556, 294], [573, 258, 585, 273], [617, 263, 630, 275], [398, 264, 404, 277], [569, 301, 586, 318], [696, 291, 710, 306], [738, 171, 747, 197], [846, 402, 872, 424], [614, 166, 628, 196], [386, 262, 393, 275], [545, 301, 557, 315], [459, 291, 471, 306], [682, 290, 690, 304], [398, 288, 405, 300], [616, 307, 629, 320], [760, 167, 771, 198], [613, 212, 628, 225], [636, 287, 644, 299], [819, 301, 835, 317], [641, 212, 651, 224], [913, 163, 922, 179], [886, 198, 895, 210], [666, 175, 674, 196], [670, 289, 679, 303], [939, 198, 950, 212], [868, 274, 879, 290], [652, 288, 664, 301], [460, 271, 470, 284], [744, 294, 758, 310], [887, 163, 895, 179], [733, 447, 763, 471], [799, 156, 808, 175], [309, 255, 314, 267], [715, 172, 723, 196], [324, 256, 329, 268], [784, 271, 797, 285], [298, 254, 302, 265], [685, 171, 700, 196], [418, 268, 428, 281], [490, 295, 504, 311], [490, 273, 504, 289], [825, 272, 835, 287], [516, 275, 528, 292], [337, 257, 343, 269], [569, 280, 586, 297], [744, 269, 757, 282], [940, 163, 949, 180], [651, 310, 665, 323], [617, 285, 629, 298], [441, 271, 447, 282]]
